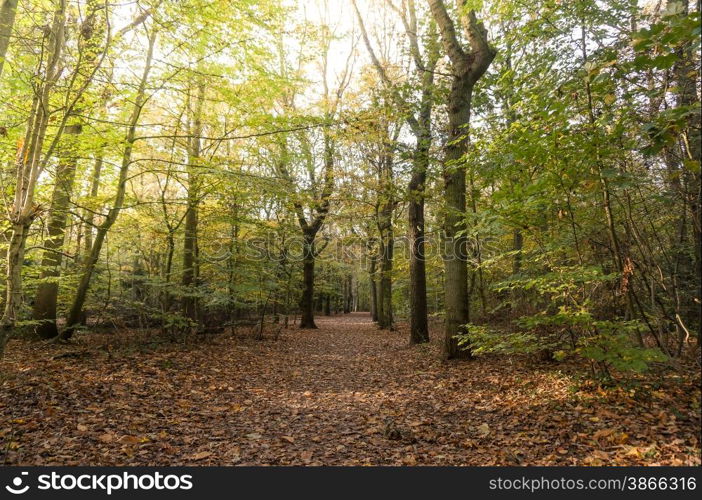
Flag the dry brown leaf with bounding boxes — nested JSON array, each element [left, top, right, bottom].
[[98, 433, 115, 443], [191, 451, 212, 461]]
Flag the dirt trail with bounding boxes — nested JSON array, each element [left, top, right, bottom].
[[0, 312, 699, 465]]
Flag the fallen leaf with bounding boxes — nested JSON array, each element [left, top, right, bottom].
[[98, 433, 115, 443], [191, 451, 212, 461], [476, 423, 490, 437]]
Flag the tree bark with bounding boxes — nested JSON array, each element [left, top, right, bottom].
[[182, 82, 204, 326], [377, 202, 393, 329], [60, 28, 157, 340], [324, 293, 331, 316], [408, 139, 430, 342], [369, 252, 378, 321], [429, 0, 495, 359], [32, 123, 80, 338], [669, 0, 701, 340], [31, 2, 104, 338], [1, 1, 66, 353], [277, 131, 335, 329], [299, 232, 317, 328], [354, 0, 435, 342], [0, 0, 18, 79], [343, 274, 352, 314], [82, 156, 103, 258], [1, 219, 30, 344]]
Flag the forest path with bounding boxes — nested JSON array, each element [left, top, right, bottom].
[[0, 312, 699, 465]]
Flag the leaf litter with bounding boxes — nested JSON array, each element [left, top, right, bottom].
[[0, 313, 699, 466]]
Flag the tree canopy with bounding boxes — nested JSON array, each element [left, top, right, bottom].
[[0, 0, 699, 467]]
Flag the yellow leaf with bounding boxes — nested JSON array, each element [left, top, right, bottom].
[[476, 423, 490, 437]]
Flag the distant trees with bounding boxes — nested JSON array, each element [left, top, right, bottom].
[[275, 128, 336, 329], [0, 0, 698, 370], [271, 13, 354, 329], [353, 0, 438, 341]]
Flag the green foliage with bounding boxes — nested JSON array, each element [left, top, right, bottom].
[[456, 324, 543, 356], [496, 266, 618, 297], [577, 321, 667, 374], [0, 0, 697, 380], [458, 317, 667, 375]]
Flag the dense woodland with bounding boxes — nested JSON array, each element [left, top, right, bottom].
[[0, 0, 700, 466]]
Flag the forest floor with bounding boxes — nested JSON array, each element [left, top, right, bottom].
[[0, 312, 700, 466]]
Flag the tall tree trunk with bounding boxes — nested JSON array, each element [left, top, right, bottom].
[[408, 140, 430, 342], [32, 123, 80, 338], [83, 155, 103, 259], [376, 127, 397, 330], [1, 219, 30, 337], [343, 274, 351, 314], [377, 216, 393, 329], [0, 0, 18, 79], [353, 0, 436, 342], [30, 1, 104, 338], [324, 293, 331, 316], [299, 232, 317, 328], [429, 0, 495, 359], [353, 278, 359, 311], [442, 120, 470, 359], [182, 82, 204, 326], [669, 0, 701, 340], [60, 28, 156, 340], [1, 1, 66, 354], [162, 231, 175, 306], [227, 211, 239, 320], [274, 35, 340, 330], [369, 253, 378, 321], [278, 133, 334, 329]]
